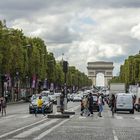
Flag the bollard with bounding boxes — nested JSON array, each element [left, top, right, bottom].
[[64, 97, 67, 110], [57, 95, 61, 112]]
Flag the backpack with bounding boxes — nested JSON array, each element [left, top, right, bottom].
[[102, 97, 105, 105]]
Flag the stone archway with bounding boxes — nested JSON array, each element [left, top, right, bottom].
[[87, 61, 114, 86]]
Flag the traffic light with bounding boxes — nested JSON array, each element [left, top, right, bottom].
[[63, 61, 68, 73]]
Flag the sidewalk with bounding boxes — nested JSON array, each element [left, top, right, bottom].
[[7, 100, 26, 105]]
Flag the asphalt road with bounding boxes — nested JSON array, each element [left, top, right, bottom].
[[0, 102, 140, 140]]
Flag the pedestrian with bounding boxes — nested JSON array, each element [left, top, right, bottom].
[[1, 97, 7, 116], [80, 99, 84, 114], [80, 95, 90, 116], [110, 94, 116, 117], [60, 90, 64, 114], [35, 95, 45, 117], [88, 93, 94, 116], [98, 93, 104, 117]]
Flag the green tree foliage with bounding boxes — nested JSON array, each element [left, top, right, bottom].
[[0, 20, 91, 89], [110, 52, 140, 86]]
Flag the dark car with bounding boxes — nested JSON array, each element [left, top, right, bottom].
[[29, 95, 53, 114], [92, 94, 99, 111]]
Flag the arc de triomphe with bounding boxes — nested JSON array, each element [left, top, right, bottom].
[[87, 61, 114, 86]]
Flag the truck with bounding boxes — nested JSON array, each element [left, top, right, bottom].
[[109, 83, 126, 95], [129, 85, 138, 95]]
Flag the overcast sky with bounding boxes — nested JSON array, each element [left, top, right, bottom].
[[1, 0, 140, 76]]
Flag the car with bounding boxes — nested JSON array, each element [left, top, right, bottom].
[[40, 90, 50, 96], [115, 93, 134, 114], [48, 94, 57, 104], [92, 94, 99, 111], [29, 95, 53, 114], [73, 94, 82, 102]]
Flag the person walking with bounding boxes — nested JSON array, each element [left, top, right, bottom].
[[35, 95, 45, 117], [110, 94, 116, 117], [60, 91, 64, 114], [80, 95, 90, 116], [98, 93, 104, 117], [88, 93, 94, 116], [1, 97, 7, 116]]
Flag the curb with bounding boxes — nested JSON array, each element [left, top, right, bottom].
[[47, 114, 70, 119], [63, 111, 75, 115], [7, 100, 26, 105]]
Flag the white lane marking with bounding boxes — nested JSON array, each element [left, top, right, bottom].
[[34, 115, 75, 140], [34, 116, 74, 140], [3, 115, 16, 119], [14, 119, 58, 138], [67, 105, 80, 111], [134, 116, 140, 120], [115, 116, 123, 120], [0, 118, 48, 139], [20, 114, 32, 119], [0, 104, 79, 139], [79, 116, 86, 119], [113, 130, 118, 140], [0, 115, 16, 124]]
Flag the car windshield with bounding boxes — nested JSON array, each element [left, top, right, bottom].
[[32, 96, 50, 103]]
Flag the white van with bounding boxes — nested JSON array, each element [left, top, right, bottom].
[[115, 93, 134, 114]]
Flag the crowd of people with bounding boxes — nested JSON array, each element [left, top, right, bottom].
[[80, 93, 115, 117]]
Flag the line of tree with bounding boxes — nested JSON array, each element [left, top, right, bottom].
[[110, 51, 140, 87], [0, 20, 92, 89]]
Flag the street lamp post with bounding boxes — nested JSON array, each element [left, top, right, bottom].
[[23, 44, 32, 95]]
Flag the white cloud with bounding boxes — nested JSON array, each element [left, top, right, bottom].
[[1, 0, 140, 77], [131, 23, 140, 40]]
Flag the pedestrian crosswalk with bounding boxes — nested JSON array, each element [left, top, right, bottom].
[[0, 112, 140, 140], [0, 118, 69, 140], [78, 114, 140, 120], [0, 112, 140, 122], [0, 114, 43, 120], [14, 119, 59, 139]]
